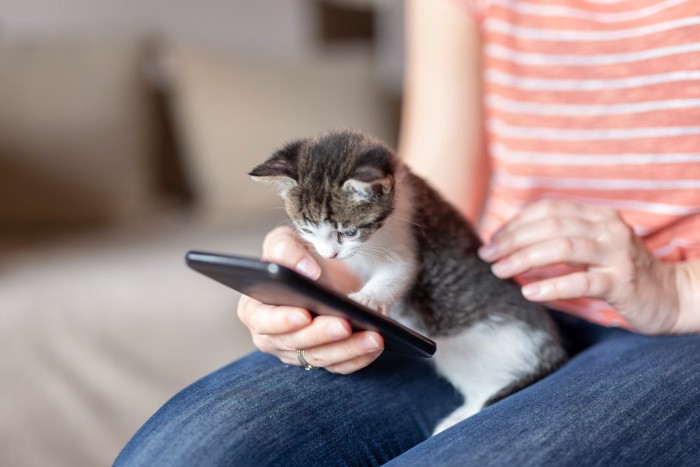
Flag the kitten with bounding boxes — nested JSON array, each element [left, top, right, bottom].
[[250, 130, 567, 435]]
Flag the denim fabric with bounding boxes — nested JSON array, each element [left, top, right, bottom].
[[116, 314, 700, 466], [116, 351, 458, 466]]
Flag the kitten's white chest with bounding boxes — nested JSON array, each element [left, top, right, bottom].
[[342, 181, 418, 316], [344, 252, 379, 283]]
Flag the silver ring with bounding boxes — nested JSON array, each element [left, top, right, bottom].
[[297, 349, 317, 371]]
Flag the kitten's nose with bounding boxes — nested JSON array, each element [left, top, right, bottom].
[[316, 244, 339, 259]]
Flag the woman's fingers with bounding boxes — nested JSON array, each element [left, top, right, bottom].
[[478, 200, 686, 335], [236, 226, 384, 373], [491, 199, 617, 242], [480, 201, 620, 279], [239, 295, 359, 351], [249, 315, 351, 361], [489, 236, 604, 279], [271, 315, 353, 351], [240, 296, 380, 370], [480, 216, 598, 262], [521, 271, 613, 301], [262, 226, 321, 280], [325, 349, 384, 375], [279, 331, 384, 373], [237, 295, 311, 335]]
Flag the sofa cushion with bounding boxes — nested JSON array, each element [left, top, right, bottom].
[[0, 34, 163, 230], [162, 41, 394, 219], [0, 211, 263, 467]]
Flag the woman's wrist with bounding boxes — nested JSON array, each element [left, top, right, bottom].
[[671, 260, 700, 334]]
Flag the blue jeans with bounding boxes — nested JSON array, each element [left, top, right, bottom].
[[116, 313, 700, 466]]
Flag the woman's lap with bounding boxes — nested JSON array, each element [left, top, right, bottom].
[[116, 315, 700, 466], [115, 350, 462, 466]]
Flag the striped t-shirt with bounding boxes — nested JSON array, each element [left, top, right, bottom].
[[461, 0, 700, 327]]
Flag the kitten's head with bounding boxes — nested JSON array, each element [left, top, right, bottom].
[[250, 130, 396, 260]]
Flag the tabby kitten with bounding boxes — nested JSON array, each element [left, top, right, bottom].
[[250, 130, 566, 434]]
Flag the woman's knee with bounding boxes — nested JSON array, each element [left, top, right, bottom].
[[115, 353, 315, 466]]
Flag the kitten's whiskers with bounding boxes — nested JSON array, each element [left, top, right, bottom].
[[270, 218, 294, 232], [395, 216, 423, 228], [359, 246, 400, 266]]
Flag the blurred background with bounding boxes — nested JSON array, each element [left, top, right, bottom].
[[0, 0, 404, 465]]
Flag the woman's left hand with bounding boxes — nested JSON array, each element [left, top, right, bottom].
[[478, 199, 681, 335]]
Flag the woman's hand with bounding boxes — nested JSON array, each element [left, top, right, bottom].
[[478, 200, 683, 335], [236, 226, 384, 374]]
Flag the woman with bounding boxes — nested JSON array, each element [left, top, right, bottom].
[[117, 0, 700, 464]]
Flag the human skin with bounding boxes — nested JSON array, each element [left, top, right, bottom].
[[236, 226, 384, 374], [478, 199, 700, 335]]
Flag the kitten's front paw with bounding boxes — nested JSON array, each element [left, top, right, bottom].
[[348, 292, 391, 316]]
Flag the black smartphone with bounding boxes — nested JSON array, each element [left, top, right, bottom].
[[186, 251, 436, 358]]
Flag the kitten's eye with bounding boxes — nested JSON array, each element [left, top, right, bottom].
[[299, 228, 312, 235], [339, 228, 358, 238]]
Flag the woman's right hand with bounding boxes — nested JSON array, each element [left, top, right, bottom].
[[236, 226, 384, 374]]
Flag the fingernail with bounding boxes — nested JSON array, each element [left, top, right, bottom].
[[478, 244, 498, 261], [296, 257, 321, 279], [363, 334, 381, 353], [327, 321, 348, 339], [522, 284, 541, 299], [491, 260, 512, 277], [288, 311, 309, 327]]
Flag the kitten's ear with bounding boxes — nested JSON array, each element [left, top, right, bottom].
[[249, 140, 304, 196], [343, 147, 394, 201]]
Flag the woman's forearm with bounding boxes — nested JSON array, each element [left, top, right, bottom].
[[399, 0, 487, 224]]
